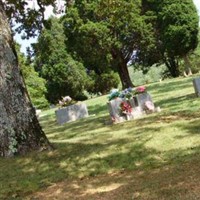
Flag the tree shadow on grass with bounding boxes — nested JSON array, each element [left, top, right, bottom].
[[44, 115, 110, 141], [34, 152, 200, 200], [87, 104, 108, 116], [148, 78, 194, 94], [155, 93, 196, 111], [25, 145, 200, 200], [0, 137, 157, 199], [1, 130, 200, 199], [174, 119, 200, 138]]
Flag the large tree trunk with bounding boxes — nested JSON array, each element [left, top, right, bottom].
[[112, 50, 134, 89], [0, 3, 52, 157]]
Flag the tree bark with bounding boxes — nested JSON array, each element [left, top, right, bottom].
[[0, 3, 52, 157], [112, 50, 134, 89], [164, 56, 180, 77], [183, 54, 192, 77]]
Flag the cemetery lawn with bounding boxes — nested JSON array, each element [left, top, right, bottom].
[[1, 76, 200, 199]]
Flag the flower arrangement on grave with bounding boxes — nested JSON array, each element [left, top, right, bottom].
[[58, 96, 76, 108], [108, 89, 120, 101], [134, 86, 146, 95], [119, 87, 133, 100], [108, 86, 147, 102], [119, 101, 132, 115]]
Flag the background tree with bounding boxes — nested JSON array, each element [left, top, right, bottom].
[[63, 0, 153, 88], [33, 17, 89, 103], [0, 0, 58, 157], [141, 0, 199, 77], [16, 44, 49, 109]]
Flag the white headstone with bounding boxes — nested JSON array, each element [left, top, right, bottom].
[[193, 78, 200, 97], [55, 103, 88, 124], [137, 92, 155, 112], [107, 98, 126, 123]]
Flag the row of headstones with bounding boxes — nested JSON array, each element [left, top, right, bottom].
[[55, 92, 155, 125], [107, 92, 156, 123], [54, 77, 200, 125]]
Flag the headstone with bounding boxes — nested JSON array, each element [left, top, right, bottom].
[[193, 78, 200, 97], [107, 92, 156, 124], [137, 92, 155, 112], [55, 103, 88, 124], [129, 96, 138, 107], [128, 98, 143, 119], [107, 98, 126, 123]]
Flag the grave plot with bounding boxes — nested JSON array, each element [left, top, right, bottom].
[[55, 96, 88, 124], [107, 86, 159, 124]]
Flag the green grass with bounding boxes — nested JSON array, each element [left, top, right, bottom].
[[1, 76, 200, 199]]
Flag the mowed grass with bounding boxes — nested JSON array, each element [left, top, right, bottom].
[[1, 76, 200, 199]]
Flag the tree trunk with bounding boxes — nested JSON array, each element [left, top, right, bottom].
[[183, 54, 192, 77], [112, 50, 134, 89], [0, 3, 52, 157], [164, 56, 180, 77]]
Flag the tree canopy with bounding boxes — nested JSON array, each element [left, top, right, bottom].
[[141, 0, 199, 77], [63, 0, 153, 88]]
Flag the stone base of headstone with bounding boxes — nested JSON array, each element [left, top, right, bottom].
[[132, 106, 144, 119], [55, 103, 88, 125], [193, 78, 200, 97]]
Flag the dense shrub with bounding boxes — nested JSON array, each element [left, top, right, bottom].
[[97, 72, 120, 94], [23, 66, 49, 109], [86, 71, 120, 95]]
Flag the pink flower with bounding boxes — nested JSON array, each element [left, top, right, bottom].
[[136, 86, 146, 93]]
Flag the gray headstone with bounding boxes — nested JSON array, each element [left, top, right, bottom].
[[107, 98, 123, 116], [127, 98, 143, 119], [193, 78, 200, 97], [107, 98, 125, 123], [107, 93, 156, 123], [55, 103, 88, 124], [136, 92, 154, 111]]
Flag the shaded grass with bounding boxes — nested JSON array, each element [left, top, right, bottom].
[[1, 76, 200, 199]]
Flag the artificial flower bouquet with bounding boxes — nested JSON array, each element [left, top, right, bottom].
[[58, 96, 76, 108]]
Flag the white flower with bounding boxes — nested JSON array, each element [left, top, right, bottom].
[[63, 96, 72, 102]]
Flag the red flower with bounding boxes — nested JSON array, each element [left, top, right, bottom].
[[120, 101, 132, 114]]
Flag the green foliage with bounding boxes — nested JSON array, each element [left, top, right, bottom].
[[159, 0, 198, 57], [33, 17, 89, 103], [16, 43, 49, 109], [141, 0, 199, 77], [63, 0, 149, 88], [129, 64, 168, 85], [87, 71, 120, 94], [96, 71, 120, 94], [129, 67, 146, 86], [188, 29, 200, 73], [145, 65, 168, 83], [25, 68, 49, 109], [4, 0, 57, 38]]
